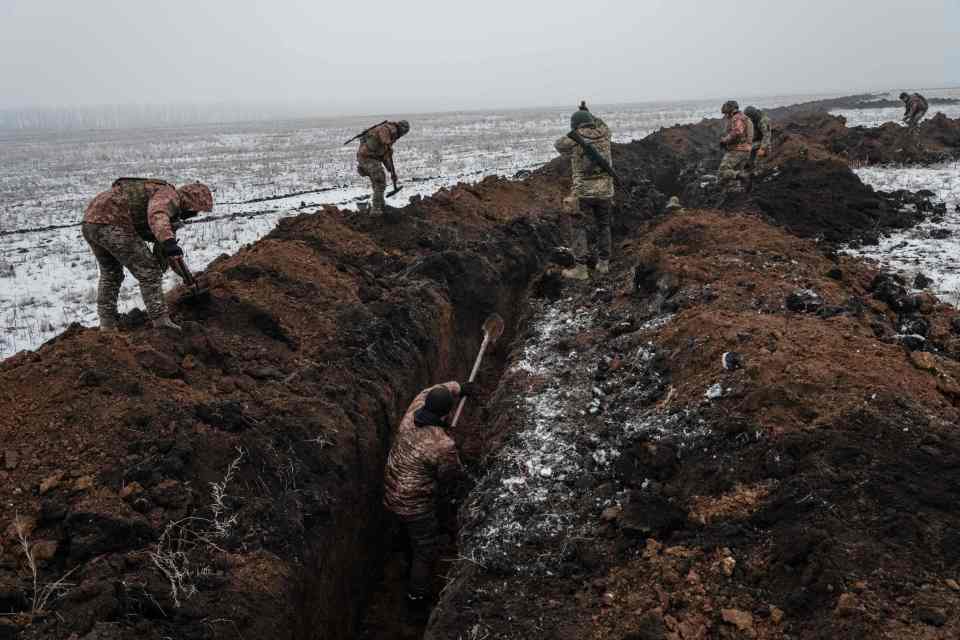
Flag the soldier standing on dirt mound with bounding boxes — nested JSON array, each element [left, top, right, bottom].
[[900, 91, 929, 130], [383, 380, 477, 613], [356, 120, 410, 215], [81, 178, 213, 332], [554, 101, 615, 280], [744, 105, 772, 170], [718, 100, 754, 190]]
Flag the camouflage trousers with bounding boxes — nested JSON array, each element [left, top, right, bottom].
[[358, 158, 386, 213], [82, 223, 166, 328], [719, 151, 751, 183], [400, 510, 441, 599], [563, 197, 613, 262]]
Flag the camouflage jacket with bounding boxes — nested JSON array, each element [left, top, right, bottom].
[[357, 122, 401, 162], [721, 112, 754, 153], [554, 118, 614, 200], [748, 110, 772, 151], [383, 382, 464, 517], [83, 178, 181, 243], [904, 93, 929, 120]]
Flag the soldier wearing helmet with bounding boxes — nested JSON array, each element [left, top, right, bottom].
[[744, 105, 772, 169], [81, 178, 213, 332], [357, 120, 410, 215], [718, 100, 754, 188], [553, 101, 615, 280], [383, 380, 477, 611], [900, 92, 929, 130]]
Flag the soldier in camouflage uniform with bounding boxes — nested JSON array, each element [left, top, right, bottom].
[[356, 120, 410, 214], [900, 92, 929, 129], [718, 100, 754, 189], [383, 380, 476, 608], [744, 106, 772, 170], [554, 102, 615, 279], [81, 179, 213, 331]]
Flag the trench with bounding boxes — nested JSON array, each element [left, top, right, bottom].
[[262, 205, 570, 639]]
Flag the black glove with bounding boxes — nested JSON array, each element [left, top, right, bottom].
[[162, 238, 183, 257], [459, 382, 479, 398]]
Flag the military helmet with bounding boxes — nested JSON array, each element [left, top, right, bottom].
[[424, 386, 455, 417], [570, 106, 595, 130], [396, 120, 410, 136], [744, 105, 760, 119], [899, 92, 910, 101], [177, 182, 214, 214], [721, 100, 740, 116]]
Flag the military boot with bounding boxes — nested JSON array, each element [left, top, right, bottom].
[[153, 316, 182, 332], [561, 264, 589, 280]]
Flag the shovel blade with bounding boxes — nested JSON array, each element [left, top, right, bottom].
[[483, 313, 505, 344]]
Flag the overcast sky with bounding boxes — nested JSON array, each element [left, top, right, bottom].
[[0, 0, 955, 115]]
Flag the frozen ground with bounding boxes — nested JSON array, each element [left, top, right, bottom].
[[1, 89, 953, 359], [847, 161, 960, 302]]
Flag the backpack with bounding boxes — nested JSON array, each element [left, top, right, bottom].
[[746, 111, 764, 142], [112, 177, 175, 241]]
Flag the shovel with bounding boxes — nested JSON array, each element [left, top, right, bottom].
[[450, 313, 505, 429], [386, 185, 404, 198]]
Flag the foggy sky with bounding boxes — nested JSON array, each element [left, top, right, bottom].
[[0, 0, 955, 116]]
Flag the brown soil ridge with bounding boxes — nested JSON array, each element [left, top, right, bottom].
[[427, 209, 960, 640]]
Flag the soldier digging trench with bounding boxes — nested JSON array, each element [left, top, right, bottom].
[[81, 178, 213, 332], [718, 100, 755, 192], [382, 380, 478, 617], [346, 119, 410, 215], [900, 91, 929, 132], [744, 105, 772, 172]]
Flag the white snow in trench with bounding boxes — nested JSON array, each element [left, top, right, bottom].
[[846, 162, 960, 302], [460, 298, 699, 575]]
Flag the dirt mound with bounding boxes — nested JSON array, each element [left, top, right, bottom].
[[782, 112, 960, 164], [645, 112, 954, 242], [427, 210, 960, 640]]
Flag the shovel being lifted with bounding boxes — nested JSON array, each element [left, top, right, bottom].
[[450, 313, 505, 429]]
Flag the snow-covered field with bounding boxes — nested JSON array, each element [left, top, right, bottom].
[[848, 162, 960, 301], [1, 89, 955, 359]]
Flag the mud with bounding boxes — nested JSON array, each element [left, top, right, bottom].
[[1, 105, 960, 640]]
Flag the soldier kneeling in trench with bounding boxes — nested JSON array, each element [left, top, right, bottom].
[[82, 178, 213, 332], [383, 380, 477, 612]]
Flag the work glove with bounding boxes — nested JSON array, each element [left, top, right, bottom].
[[162, 238, 184, 257], [459, 382, 479, 398]]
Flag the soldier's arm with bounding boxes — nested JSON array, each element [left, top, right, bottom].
[[146, 187, 178, 242], [555, 136, 575, 154], [720, 122, 739, 146], [761, 118, 772, 150], [441, 381, 462, 397], [435, 439, 465, 483]]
